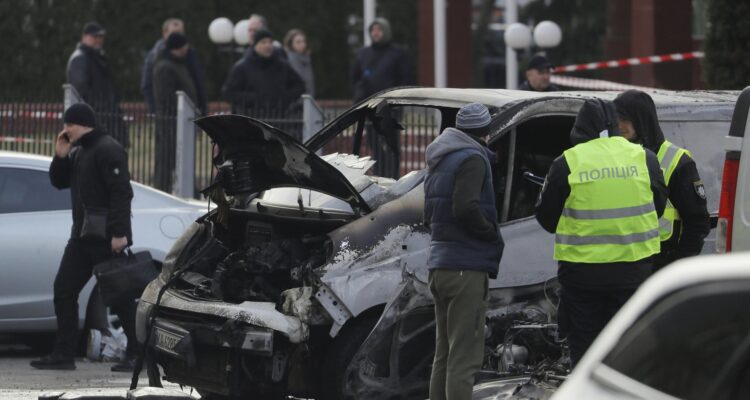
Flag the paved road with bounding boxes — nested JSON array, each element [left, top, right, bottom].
[[0, 338, 197, 400]]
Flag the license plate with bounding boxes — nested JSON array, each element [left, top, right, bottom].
[[154, 327, 183, 355]]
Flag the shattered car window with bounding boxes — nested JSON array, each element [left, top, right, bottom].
[[601, 280, 750, 400]]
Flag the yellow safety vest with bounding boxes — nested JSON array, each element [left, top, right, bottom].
[[657, 140, 691, 241], [555, 136, 660, 263]]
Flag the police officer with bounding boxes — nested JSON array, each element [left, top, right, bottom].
[[614, 90, 710, 269], [424, 103, 504, 400], [31, 103, 137, 372], [535, 99, 667, 366]]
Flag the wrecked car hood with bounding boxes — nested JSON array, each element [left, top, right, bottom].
[[195, 115, 370, 212]]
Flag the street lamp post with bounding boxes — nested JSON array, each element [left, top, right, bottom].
[[503, 16, 562, 89]]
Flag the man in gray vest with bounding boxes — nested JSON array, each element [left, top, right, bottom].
[[424, 103, 505, 400]]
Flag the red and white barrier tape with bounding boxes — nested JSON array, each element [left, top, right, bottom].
[[553, 51, 704, 73], [1, 136, 55, 144]]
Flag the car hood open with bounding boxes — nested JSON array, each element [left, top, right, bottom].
[[195, 115, 370, 213]]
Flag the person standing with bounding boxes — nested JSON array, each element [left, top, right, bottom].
[[141, 18, 207, 114], [31, 103, 137, 372], [66, 22, 128, 147], [614, 90, 710, 269], [222, 29, 305, 117], [424, 103, 505, 400], [284, 29, 315, 97], [518, 54, 560, 92], [352, 17, 414, 178], [152, 32, 198, 193], [535, 99, 667, 366], [351, 17, 414, 102]]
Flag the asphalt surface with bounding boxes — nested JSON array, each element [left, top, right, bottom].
[[0, 336, 198, 400]]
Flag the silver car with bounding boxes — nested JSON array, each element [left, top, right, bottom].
[[135, 88, 738, 400], [0, 150, 205, 348]]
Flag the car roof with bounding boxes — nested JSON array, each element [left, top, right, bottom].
[[365, 87, 739, 109]]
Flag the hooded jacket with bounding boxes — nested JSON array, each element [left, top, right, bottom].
[[352, 18, 415, 102], [535, 99, 668, 289], [614, 90, 709, 263], [424, 128, 504, 278], [222, 48, 305, 114], [142, 38, 207, 114], [153, 48, 198, 115]]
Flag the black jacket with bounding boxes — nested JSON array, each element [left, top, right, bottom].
[[66, 43, 118, 108], [49, 129, 133, 243], [153, 49, 198, 116], [518, 80, 560, 92], [142, 39, 207, 114], [221, 50, 305, 114], [535, 99, 668, 290], [614, 90, 709, 264], [352, 42, 414, 102]]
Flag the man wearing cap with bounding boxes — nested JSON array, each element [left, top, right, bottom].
[[519, 54, 560, 92], [535, 99, 667, 366], [66, 22, 128, 147], [424, 103, 505, 400], [31, 103, 137, 372], [152, 32, 198, 192], [141, 18, 207, 114], [222, 28, 305, 116]]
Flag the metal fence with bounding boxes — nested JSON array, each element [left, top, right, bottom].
[[2, 87, 441, 198]]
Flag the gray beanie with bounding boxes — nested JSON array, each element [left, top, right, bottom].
[[456, 103, 491, 130]]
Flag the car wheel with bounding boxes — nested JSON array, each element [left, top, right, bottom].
[[321, 312, 380, 400]]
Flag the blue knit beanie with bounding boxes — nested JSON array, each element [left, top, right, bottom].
[[456, 103, 491, 130]]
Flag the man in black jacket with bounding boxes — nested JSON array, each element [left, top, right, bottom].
[[152, 32, 198, 192], [518, 54, 560, 92], [535, 99, 667, 366], [222, 29, 304, 117], [614, 90, 710, 269], [141, 18, 207, 114], [31, 103, 137, 372], [66, 22, 128, 148]]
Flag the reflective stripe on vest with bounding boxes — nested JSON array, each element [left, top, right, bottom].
[[657, 140, 692, 241], [554, 137, 660, 263]]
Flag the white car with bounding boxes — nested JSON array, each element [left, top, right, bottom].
[[0, 151, 205, 346], [553, 252, 750, 400]]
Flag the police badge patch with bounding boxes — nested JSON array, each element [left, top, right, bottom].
[[693, 180, 706, 199]]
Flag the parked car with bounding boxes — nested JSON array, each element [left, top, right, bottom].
[[135, 88, 737, 399], [717, 86, 750, 252], [0, 150, 205, 348], [550, 252, 750, 400]]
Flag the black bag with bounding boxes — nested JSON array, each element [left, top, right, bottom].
[[93, 249, 158, 306]]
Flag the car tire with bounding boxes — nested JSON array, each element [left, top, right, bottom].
[[321, 311, 380, 400]]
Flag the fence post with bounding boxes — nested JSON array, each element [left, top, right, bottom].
[[62, 84, 83, 109], [175, 91, 197, 198], [301, 94, 324, 145]]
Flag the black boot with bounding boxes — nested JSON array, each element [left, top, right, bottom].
[[30, 353, 76, 370], [111, 355, 137, 372]]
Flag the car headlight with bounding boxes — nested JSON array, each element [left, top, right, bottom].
[[159, 222, 201, 280], [135, 299, 154, 344]]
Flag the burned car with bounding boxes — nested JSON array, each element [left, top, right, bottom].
[[135, 88, 737, 399]]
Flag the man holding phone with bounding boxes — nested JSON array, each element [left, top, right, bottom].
[[31, 103, 137, 372]]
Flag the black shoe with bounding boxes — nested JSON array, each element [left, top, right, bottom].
[[111, 356, 137, 372], [30, 353, 76, 370]]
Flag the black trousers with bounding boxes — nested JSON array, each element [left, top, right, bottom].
[[53, 238, 138, 358], [558, 285, 636, 367]]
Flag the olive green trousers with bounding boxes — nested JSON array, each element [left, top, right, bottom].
[[428, 269, 488, 400]]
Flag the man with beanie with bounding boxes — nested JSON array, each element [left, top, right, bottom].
[[152, 32, 198, 192], [67, 22, 128, 147], [535, 99, 667, 366], [141, 18, 207, 114], [31, 103, 137, 372], [519, 54, 560, 92], [614, 90, 709, 270], [222, 28, 305, 116], [424, 103, 505, 400]]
